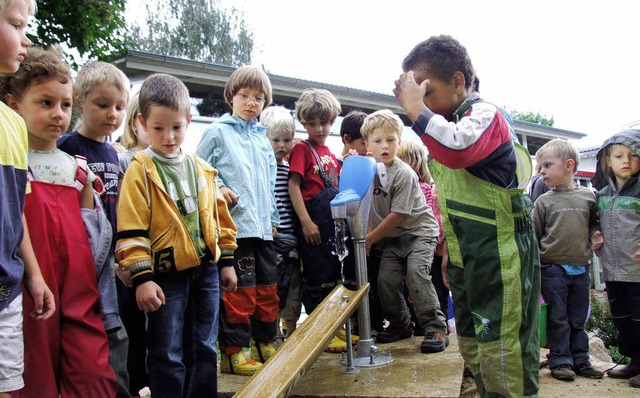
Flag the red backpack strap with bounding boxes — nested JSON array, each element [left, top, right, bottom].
[[74, 155, 89, 192]]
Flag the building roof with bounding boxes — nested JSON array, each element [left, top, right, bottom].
[[112, 49, 587, 145]]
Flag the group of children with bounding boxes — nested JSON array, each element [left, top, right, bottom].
[[0, 2, 639, 397], [532, 134, 640, 388]]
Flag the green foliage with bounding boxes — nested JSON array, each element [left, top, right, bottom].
[[127, 0, 253, 67], [508, 109, 555, 127], [29, 0, 127, 66], [586, 292, 630, 364], [196, 97, 229, 117], [587, 292, 618, 347], [608, 346, 630, 365]]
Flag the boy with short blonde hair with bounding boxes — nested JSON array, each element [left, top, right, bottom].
[[363, 109, 447, 353], [57, 60, 131, 397], [117, 73, 238, 397], [532, 138, 603, 381]]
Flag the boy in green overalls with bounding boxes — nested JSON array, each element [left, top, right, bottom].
[[393, 35, 540, 397]]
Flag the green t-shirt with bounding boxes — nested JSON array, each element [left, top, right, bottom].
[[148, 149, 208, 259]]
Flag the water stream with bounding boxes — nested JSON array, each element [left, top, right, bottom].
[[331, 218, 349, 283]]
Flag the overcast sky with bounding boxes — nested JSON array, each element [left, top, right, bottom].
[[219, 0, 638, 149]]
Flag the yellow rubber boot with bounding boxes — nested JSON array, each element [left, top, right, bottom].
[[250, 341, 277, 363], [220, 351, 262, 376], [324, 335, 348, 353], [336, 327, 360, 345]]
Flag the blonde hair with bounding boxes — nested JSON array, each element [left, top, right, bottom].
[[224, 65, 272, 107], [295, 88, 341, 124], [399, 140, 431, 183], [73, 61, 129, 106], [121, 93, 141, 149], [535, 138, 579, 172], [261, 106, 294, 138], [361, 109, 404, 141], [0, 0, 36, 15]]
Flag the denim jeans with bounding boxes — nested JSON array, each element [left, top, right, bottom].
[[541, 263, 590, 369], [147, 263, 219, 398]]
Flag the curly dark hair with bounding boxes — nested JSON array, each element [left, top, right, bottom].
[[0, 46, 72, 103], [402, 35, 475, 91]]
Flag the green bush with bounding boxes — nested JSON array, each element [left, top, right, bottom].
[[586, 292, 629, 364]]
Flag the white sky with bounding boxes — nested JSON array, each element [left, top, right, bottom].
[[125, 0, 640, 149], [220, 0, 639, 149]]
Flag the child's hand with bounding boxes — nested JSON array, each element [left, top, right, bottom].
[[393, 71, 428, 123], [115, 263, 133, 288], [365, 233, 373, 256], [302, 219, 321, 246], [23, 272, 55, 320], [220, 187, 237, 207], [590, 231, 604, 254], [136, 281, 166, 313], [635, 242, 640, 264], [220, 266, 238, 292]]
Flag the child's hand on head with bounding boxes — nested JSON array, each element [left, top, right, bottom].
[[393, 71, 428, 122]]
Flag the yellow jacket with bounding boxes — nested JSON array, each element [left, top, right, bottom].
[[116, 151, 237, 285]]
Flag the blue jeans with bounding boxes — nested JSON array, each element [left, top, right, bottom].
[[147, 263, 219, 398], [541, 263, 590, 369]]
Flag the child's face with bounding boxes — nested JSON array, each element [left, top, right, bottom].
[[412, 68, 463, 120], [606, 144, 640, 187], [140, 105, 190, 158], [0, 0, 30, 73], [231, 87, 265, 121], [77, 82, 127, 142], [536, 153, 574, 189], [367, 127, 400, 167], [10, 78, 73, 151], [302, 118, 332, 146], [345, 136, 368, 156], [268, 130, 294, 162]]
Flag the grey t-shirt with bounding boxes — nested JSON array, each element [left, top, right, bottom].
[[369, 157, 439, 238], [532, 186, 597, 265]]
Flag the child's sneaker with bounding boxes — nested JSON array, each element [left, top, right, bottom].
[[420, 332, 449, 353], [376, 324, 413, 344], [250, 341, 277, 363], [575, 362, 604, 379], [220, 351, 262, 376], [336, 327, 359, 345], [324, 335, 348, 353]]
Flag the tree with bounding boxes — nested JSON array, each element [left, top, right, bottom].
[[509, 109, 555, 127], [29, 0, 127, 66], [128, 0, 253, 67]]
